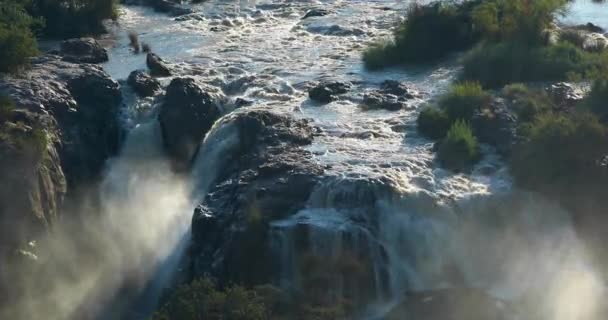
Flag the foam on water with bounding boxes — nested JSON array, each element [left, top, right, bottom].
[[100, 0, 608, 318]]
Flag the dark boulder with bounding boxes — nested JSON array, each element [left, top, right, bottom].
[[302, 8, 332, 19], [159, 77, 224, 169], [471, 98, 517, 155], [308, 81, 350, 104], [0, 54, 122, 254], [146, 53, 172, 76], [0, 55, 122, 187], [127, 70, 161, 97], [574, 22, 605, 33], [189, 110, 323, 285], [380, 80, 420, 98], [361, 81, 421, 111], [59, 38, 109, 64], [362, 91, 406, 111]]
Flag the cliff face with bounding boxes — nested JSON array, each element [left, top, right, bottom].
[[0, 53, 122, 250]]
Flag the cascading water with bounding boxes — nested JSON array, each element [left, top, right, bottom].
[[81, 0, 608, 318], [0, 106, 243, 319]]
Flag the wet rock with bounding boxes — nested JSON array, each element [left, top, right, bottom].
[[306, 24, 366, 36], [189, 110, 322, 285], [362, 91, 406, 111], [0, 111, 65, 249], [360, 81, 420, 111], [471, 98, 517, 155], [159, 77, 224, 169], [301, 8, 332, 19], [574, 22, 605, 33], [0, 55, 122, 186], [234, 97, 253, 108], [380, 80, 420, 99], [127, 70, 161, 97], [146, 53, 172, 76], [0, 54, 122, 248], [308, 81, 350, 104], [385, 288, 510, 320], [545, 82, 585, 111], [560, 27, 608, 52], [59, 38, 108, 64]]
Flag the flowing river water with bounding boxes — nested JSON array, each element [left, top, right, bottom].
[[31, 0, 606, 319]]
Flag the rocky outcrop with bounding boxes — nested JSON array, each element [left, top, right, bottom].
[[302, 8, 332, 19], [59, 38, 109, 64], [1, 55, 122, 187], [385, 288, 510, 320], [127, 70, 161, 97], [0, 111, 65, 249], [559, 26, 608, 52], [159, 77, 224, 169], [361, 80, 421, 111], [545, 82, 585, 111], [0, 54, 122, 248], [146, 53, 172, 76], [189, 110, 323, 285], [472, 98, 518, 155], [308, 81, 350, 104]]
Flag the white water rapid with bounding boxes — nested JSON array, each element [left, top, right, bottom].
[[6, 0, 607, 319]]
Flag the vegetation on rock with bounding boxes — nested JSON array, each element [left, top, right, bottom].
[[0, 0, 40, 73], [462, 41, 608, 88], [417, 107, 450, 139], [437, 120, 480, 171], [0, 0, 117, 72], [363, 1, 481, 69], [511, 112, 608, 193]]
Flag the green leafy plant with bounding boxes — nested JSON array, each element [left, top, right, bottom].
[[511, 113, 608, 193], [438, 120, 480, 171], [417, 107, 451, 140], [0, 0, 40, 72], [439, 82, 490, 122]]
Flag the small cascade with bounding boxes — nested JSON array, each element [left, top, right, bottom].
[[271, 176, 604, 318]]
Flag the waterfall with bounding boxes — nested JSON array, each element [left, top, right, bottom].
[[270, 176, 604, 318], [0, 114, 243, 320]]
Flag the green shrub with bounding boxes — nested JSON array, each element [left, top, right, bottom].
[[151, 278, 272, 320], [0, 96, 15, 123], [417, 107, 450, 140], [29, 0, 118, 38], [362, 39, 399, 70], [363, 1, 480, 69], [471, 0, 568, 45], [511, 113, 608, 192], [437, 120, 480, 171], [501, 84, 553, 122], [584, 79, 608, 120], [439, 82, 490, 122], [0, 0, 40, 73], [462, 41, 608, 88]]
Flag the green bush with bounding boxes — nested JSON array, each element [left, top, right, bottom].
[[471, 0, 567, 45], [29, 0, 118, 38], [437, 120, 480, 171], [0, 0, 40, 73], [584, 79, 608, 120], [151, 278, 272, 320], [511, 113, 608, 193], [462, 41, 608, 88], [363, 1, 480, 69], [0, 96, 16, 123], [501, 84, 553, 122], [417, 107, 450, 140], [439, 82, 490, 122]]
